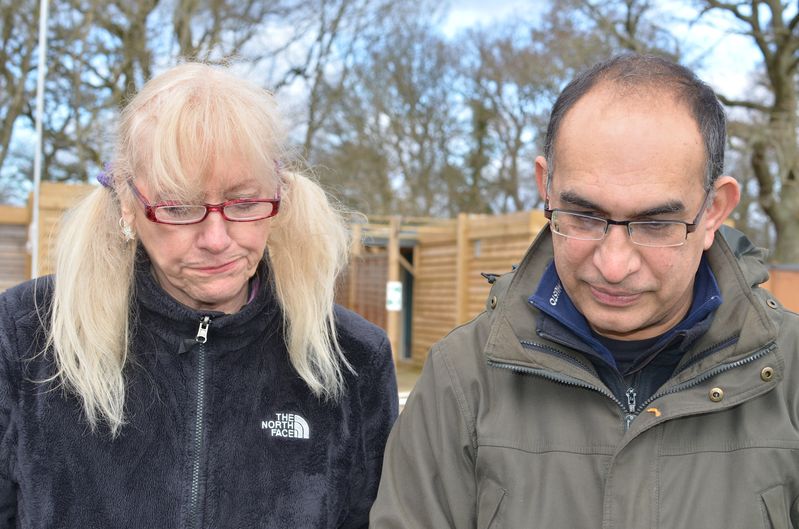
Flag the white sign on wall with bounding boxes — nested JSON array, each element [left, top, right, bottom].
[[386, 281, 403, 312]]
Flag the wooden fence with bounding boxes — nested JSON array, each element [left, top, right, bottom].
[[0, 182, 94, 290], [0, 205, 29, 292], [35, 182, 94, 276], [764, 266, 799, 313], [409, 211, 548, 365], [334, 212, 548, 365]]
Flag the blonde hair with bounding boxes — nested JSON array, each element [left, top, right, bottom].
[[46, 63, 351, 435]]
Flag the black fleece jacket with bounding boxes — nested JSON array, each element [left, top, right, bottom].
[[0, 261, 398, 528]]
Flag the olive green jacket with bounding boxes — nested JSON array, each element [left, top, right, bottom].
[[371, 227, 799, 529]]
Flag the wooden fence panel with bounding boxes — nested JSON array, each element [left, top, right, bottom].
[[339, 250, 389, 330], [408, 211, 547, 366], [36, 182, 93, 277], [411, 231, 457, 365], [462, 212, 547, 322], [0, 182, 94, 290], [764, 267, 799, 313], [0, 204, 29, 292]]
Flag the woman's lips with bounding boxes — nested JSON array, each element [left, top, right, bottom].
[[193, 259, 238, 274]]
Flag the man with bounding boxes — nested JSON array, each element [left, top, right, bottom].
[[370, 54, 799, 528]]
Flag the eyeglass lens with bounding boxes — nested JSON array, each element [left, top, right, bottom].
[[551, 211, 687, 247], [154, 202, 276, 223]]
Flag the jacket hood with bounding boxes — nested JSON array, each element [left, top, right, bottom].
[[718, 224, 771, 288]]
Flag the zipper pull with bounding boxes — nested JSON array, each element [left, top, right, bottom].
[[196, 316, 211, 344], [623, 388, 638, 431], [625, 414, 635, 431], [626, 387, 637, 413]]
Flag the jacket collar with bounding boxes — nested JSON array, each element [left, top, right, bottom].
[[528, 257, 722, 370], [484, 226, 778, 380], [132, 250, 281, 354]]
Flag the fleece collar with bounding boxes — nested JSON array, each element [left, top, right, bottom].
[[528, 256, 722, 370], [132, 249, 281, 355]]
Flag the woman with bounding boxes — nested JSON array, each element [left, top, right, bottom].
[[0, 63, 397, 528]]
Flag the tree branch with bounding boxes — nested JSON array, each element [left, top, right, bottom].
[[789, 10, 799, 32], [716, 93, 770, 113], [703, 0, 753, 25]]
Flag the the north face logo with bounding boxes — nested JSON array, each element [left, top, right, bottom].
[[261, 412, 310, 439]]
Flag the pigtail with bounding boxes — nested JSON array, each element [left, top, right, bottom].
[[45, 187, 136, 435], [267, 171, 352, 399]]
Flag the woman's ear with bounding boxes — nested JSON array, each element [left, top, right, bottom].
[[120, 199, 136, 228]]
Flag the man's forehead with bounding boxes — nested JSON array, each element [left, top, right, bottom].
[[554, 83, 700, 146], [549, 83, 706, 192]]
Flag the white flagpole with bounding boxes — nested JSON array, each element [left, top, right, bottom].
[[30, 0, 50, 277]]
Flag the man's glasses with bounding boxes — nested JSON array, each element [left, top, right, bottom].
[[544, 191, 712, 248], [128, 181, 280, 225]]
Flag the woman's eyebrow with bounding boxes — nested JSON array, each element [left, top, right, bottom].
[[219, 181, 264, 196]]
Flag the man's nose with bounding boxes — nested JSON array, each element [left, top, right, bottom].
[[592, 224, 641, 284]]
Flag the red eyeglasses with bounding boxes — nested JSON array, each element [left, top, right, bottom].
[[128, 181, 280, 225]]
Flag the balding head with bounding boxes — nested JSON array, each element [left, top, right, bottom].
[[543, 54, 726, 191]]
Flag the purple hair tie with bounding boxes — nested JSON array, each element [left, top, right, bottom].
[[96, 163, 113, 189]]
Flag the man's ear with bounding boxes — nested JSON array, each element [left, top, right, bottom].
[[703, 175, 741, 250], [535, 155, 548, 202]]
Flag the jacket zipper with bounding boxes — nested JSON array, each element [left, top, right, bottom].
[[487, 355, 627, 416], [495, 340, 776, 431], [188, 316, 211, 529], [513, 340, 630, 426], [625, 388, 637, 430], [522, 339, 643, 430], [635, 342, 776, 413]]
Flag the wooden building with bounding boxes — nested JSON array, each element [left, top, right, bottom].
[[337, 211, 549, 366]]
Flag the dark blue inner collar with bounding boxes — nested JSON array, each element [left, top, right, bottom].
[[529, 256, 722, 370]]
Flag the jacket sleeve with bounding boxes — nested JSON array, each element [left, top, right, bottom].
[[0, 298, 18, 528], [0, 477, 15, 529], [369, 345, 477, 528], [339, 335, 399, 529]]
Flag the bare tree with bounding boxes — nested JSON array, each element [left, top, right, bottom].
[[367, 23, 460, 216], [314, 19, 461, 216], [701, 0, 798, 262], [460, 27, 553, 213], [171, 0, 293, 61], [265, 0, 420, 158], [579, 0, 682, 57], [0, 0, 39, 199], [0, 0, 425, 197]]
